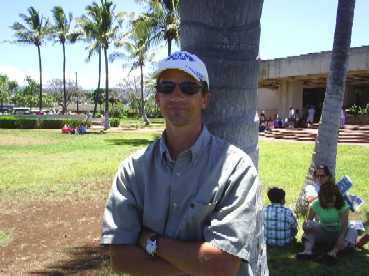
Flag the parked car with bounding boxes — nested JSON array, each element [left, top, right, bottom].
[[12, 107, 31, 115]]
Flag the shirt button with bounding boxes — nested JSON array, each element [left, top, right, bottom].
[[173, 202, 177, 208]]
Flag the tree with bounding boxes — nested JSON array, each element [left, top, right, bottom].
[[46, 78, 77, 110], [99, 0, 123, 129], [111, 16, 153, 125], [50, 6, 80, 114], [78, 2, 103, 118], [80, 0, 124, 128], [180, 1, 266, 274], [10, 6, 50, 111], [13, 76, 39, 109], [296, 0, 356, 215], [141, 0, 180, 56], [0, 75, 11, 110]]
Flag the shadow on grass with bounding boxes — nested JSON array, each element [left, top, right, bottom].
[[30, 245, 110, 275], [104, 138, 153, 146], [268, 241, 369, 276], [104, 135, 160, 147]]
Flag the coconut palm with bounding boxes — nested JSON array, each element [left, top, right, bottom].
[[111, 16, 152, 125], [50, 6, 80, 114], [77, 2, 103, 118], [10, 7, 50, 112], [296, 0, 356, 215], [180, 1, 266, 274], [99, 0, 123, 129], [79, 0, 123, 128], [137, 0, 180, 56]]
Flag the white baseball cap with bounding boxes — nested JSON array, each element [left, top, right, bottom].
[[154, 51, 209, 87]]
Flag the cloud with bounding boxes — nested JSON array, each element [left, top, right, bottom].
[[0, 63, 153, 90], [0, 65, 41, 86]]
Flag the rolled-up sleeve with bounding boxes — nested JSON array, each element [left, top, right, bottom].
[[101, 159, 142, 245], [204, 157, 262, 262]]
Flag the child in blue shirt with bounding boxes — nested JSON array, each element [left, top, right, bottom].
[[264, 187, 298, 246]]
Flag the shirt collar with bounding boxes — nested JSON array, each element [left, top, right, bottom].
[[270, 203, 284, 207], [159, 125, 211, 162]]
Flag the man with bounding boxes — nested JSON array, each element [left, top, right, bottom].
[[101, 51, 267, 275]]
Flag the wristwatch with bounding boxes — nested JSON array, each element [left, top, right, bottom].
[[145, 233, 161, 256]]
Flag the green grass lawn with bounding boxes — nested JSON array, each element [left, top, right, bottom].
[[119, 117, 165, 129], [0, 128, 161, 199], [0, 128, 368, 275]]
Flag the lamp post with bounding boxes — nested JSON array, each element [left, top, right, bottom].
[[75, 72, 79, 113]]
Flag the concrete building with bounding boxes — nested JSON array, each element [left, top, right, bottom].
[[257, 45, 369, 120]]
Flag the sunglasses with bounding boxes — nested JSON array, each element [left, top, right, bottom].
[[315, 174, 327, 179], [156, 81, 203, 95]]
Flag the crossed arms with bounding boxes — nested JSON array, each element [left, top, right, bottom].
[[110, 229, 241, 276]]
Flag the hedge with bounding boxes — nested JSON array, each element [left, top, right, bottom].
[[0, 116, 90, 129], [16, 118, 38, 129], [0, 116, 17, 129]]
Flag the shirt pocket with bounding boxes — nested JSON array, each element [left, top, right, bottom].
[[176, 200, 217, 241]]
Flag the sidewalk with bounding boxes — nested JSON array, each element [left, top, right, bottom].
[[260, 124, 369, 145]]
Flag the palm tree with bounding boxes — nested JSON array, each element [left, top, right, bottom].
[[99, 0, 123, 128], [10, 7, 50, 112], [77, 3, 103, 118], [296, 0, 356, 215], [50, 6, 80, 114], [111, 16, 152, 125], [138, 0, 180, 56], [180, 1, 266, 274]]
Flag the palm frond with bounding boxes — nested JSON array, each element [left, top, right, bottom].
[[10, 6, 49, 46]]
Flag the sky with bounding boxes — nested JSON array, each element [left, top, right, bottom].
[[0, 0, 368, 89]]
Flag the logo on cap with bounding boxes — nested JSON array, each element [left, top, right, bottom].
[[167, 52, 195, 62]]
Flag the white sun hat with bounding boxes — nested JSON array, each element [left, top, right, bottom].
[[154, 51, 209, 87]]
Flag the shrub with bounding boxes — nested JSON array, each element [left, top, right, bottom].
[[64, 119, 83, 128], [16, 118, 38, 129], [110, 103, 127, 118], [0, 116, 17, 128], [347, 105, 360, 116], [109, 117, 120, 127], [40, 119, 65, 129], [364, 103, 369, 114], [348, 104, 369, 116]]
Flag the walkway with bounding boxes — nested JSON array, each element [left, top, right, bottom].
[[259, 124, 369, 144]]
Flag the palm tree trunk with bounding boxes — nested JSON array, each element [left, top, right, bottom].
[[140, 64, 150, 125], [93, 47, 102, 118], [180, 1, 266, 275], [180, 0, 261, 165], [37, 45, 43, 112], [62, 42, 67, 114], [167, 38, 172, 56], [103, 46, 109, 129], [296, 0, 355, 216]]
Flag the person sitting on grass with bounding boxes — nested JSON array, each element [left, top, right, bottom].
[[61, 124, 75, 134], [297, 180, 350, 260], [264, 187, 298, 246], [304, 165, 332, 204], [77, 123, 87, 135]]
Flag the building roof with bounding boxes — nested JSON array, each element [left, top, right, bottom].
[[259, 45, 369, 88]]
